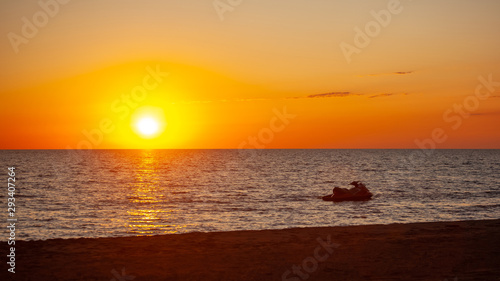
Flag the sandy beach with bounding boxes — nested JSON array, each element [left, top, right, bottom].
[[3, 219, 499, 281]]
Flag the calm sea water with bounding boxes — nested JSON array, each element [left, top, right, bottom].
[[1, 149, 499, 241]]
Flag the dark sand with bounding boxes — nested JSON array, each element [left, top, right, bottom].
[[3, 219, 499, 281]]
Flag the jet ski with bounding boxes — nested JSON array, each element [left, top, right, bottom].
[[322, 192, 373, 202], [322, 181, 373, 202]]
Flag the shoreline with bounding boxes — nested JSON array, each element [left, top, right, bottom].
[[10, 217, 500, 242], [3, 219, 500, 280]]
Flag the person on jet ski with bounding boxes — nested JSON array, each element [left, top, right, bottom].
[[323, 181, 373, 201], [332, 181, 370, 196], [349, 181, 369, 195]]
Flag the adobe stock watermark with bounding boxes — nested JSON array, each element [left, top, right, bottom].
[[65, 65, 169, 160], [401, 74, 499, 176], [210, 106, 296, 199], [238, 106, 296, 150], [110, 267, 135, 281], [7, 0, 72, 54], [6, 167, 17, 274], [213, 0, 243, 21], [237, 106, 296, 160], [282, 235, 340, 281], [340, 0, 412, 64]]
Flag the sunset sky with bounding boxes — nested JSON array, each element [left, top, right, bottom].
[[1, 0, 499, 149]]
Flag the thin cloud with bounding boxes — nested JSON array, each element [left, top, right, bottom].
[[307, 92, 356, 98], [359, 71, 414, 77], [172, 91, 409, 104], [368, 93, 409, 98]]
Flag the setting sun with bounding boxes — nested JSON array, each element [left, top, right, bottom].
[[131, 106, 167, 139], [137, 117, 159, 137]]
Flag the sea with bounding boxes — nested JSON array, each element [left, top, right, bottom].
[[1, 149, 499, 241]]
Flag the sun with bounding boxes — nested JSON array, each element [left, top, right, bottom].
[[136, 117, 159, 136], [131, 106, 167, 139]]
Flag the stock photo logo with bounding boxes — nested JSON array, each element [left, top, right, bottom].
[[7, 0, 72, 54], [340, 0, 408, 63]]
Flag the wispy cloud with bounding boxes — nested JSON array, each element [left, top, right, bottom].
[[368, 93, 409, 98], [359, 71, 414, 77], [171, 91, 410, 104], [307, 92, 357, 98]]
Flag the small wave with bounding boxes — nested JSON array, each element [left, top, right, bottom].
[[171, 191, 189, 194], [290, 198, 311, 202], [37, 173, 55, 178], [225, 207, 258, 212], [11, 194, 38, 198], [483, 190, 500, 196], [466, 203, 500, 209]]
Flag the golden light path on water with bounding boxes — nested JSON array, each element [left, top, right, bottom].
[[127, 150, 187, 235]]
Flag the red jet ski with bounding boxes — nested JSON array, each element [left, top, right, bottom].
[[322, 181, 373, 202]]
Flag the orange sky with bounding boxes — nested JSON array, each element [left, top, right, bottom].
[[1, 0, 499, 149]]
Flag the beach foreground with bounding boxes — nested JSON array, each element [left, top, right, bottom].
[[4, 219, 500, 281]]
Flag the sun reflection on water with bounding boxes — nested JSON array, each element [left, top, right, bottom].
[[126, 150, 187, 235]]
